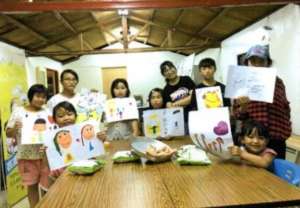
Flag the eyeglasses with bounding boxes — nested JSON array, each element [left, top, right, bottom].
[[63, 78, 77, 82]]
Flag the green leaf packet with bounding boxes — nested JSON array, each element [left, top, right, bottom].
[[175, 145, 211, 165], [112, 150, 140, 163], [67, 159, 106, 175]]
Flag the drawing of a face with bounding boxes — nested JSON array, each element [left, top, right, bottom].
[[56, 130, 72, 149], [33, 118, 47, 132], [81, 124, 95, 141], [203, 91, 222, 108]]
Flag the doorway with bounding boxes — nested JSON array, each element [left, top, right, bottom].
[[46, 69, 59, 99], [101, 66, 127, 98]]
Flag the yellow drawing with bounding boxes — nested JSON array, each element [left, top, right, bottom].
[[203, 91, 222, 108], [146, 114, 161, 136]]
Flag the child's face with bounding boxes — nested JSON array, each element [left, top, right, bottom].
[[200, 66, 215, 81], [61, 72, 78, 92], [242, 128, 267, 154], [163, 66, 177, 81], [247, 56, 268, 67], [113, 82, 128, 98], [30, 93, 47, 109], [54, 107, 76, 128], [82, 124, 95, 140], [150, 91, 164, 109]]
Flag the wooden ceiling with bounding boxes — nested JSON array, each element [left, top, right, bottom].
[[0, 1, 298, 63]]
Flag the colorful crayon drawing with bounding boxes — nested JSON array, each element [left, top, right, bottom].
[[196, 86, 223, 110], [143, 108, 184, 138], [21, 111, 51, 144], [189, 107, 233, 159], [44, 120, 105, 171], [105, 98, 139, 123]]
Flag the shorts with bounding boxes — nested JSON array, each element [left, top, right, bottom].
[[17, 159, 50, 190]]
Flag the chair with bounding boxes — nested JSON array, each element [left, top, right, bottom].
[[272, 159, 300, 186]]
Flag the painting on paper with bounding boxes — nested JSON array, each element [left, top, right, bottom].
[[105, 98, 139, 123], [143, 108, 184, 138], [189, 107, 233, 159], [195, 86, 223, 109], [44, 120, 105, 170]]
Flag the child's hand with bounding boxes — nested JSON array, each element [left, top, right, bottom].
[[228, 146, 242, 156], [14, 120, 22, 130], [97, 130, 107, 142], [39, 145, 47, 153], [235, 96, 250, 112]]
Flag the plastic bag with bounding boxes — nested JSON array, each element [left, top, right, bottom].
[[175, 145, 211, 165]]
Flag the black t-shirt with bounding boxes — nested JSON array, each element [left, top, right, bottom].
[[163, 76, 196, 121], [190, 81, 231, 110]]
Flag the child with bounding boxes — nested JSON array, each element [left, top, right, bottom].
[[228, 120, 276, 168], [49, 101, 107, 177], [148, 88, 165, 109], [6, 84, 49, 208], [233, 45, 291, 159], [106, 78, 140, 140]]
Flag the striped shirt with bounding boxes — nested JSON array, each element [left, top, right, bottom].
[[234, 77, 291, 141]]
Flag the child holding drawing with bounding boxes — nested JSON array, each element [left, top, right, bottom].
[[228, 120, 276, 168], [49, 101, 107, 178], [6, 84, 49, 208], [106, 78, 140, 140]]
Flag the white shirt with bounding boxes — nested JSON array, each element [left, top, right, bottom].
[[47, 93, 80, 113]]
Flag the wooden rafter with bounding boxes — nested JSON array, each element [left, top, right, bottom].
[[129, 23, 149, 43], [53, 11, 93, 50], [144, 9, 155, 44], [0, 1, 297, 12], [121, 15, 128, 49], [90, 12, 111, 45], [0, 13, 71, 52], [183, 8, 229, 46], [160, 9, 185, 47], [99, 23, 123, 44]]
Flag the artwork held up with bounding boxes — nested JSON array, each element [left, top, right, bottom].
[[195, 86, 223, 109], [189, 107, 233, 159], [143, 108, 185, 138], [44, 120, 105, 171]]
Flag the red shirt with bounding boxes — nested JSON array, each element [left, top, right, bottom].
[[234, 77, 291, 141]]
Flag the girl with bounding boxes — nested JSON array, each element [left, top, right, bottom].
[[228, 120, 277, 168], [49, 101, 107, 178], [47, 69, 80, 112], [106, 78, 140, 140], [148, 88, 165, 109], [6, 84, 49, 208]]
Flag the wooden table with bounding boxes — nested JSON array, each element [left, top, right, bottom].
[[37, 138, 300, 208]]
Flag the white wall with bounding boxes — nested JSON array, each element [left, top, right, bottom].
[[201, 4, 300, 134], [64, 42, 185, 105]]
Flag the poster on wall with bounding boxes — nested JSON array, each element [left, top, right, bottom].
[[143, 108, 185, 138], [225, 65, 276, 103], [44, 120, 105, 171], [104, 98, 139, 123], [76, 89, 107, 123], [195, 86, 223, 109], [189, 107, 233, 159], [0, 62, 28, 207]]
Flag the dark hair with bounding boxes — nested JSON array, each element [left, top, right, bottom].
[[34, 118, 46, 124], [199, 58, 216, 70], [244, 57, 273, 67], [148, 88, 165, 109], [239, 120, 269, 142], [54, 130, 70, 156], [110, 78, 130, 98], [52, 101, 77, 122], [160, 61, 176, 76], [60, 69, 79, 82], [27, 84, 48, 102]]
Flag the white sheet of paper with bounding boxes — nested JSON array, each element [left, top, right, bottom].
[[225, 65, 276, 103], [44, 120, 105, 171], [196, 86, 223, 109], [21, 111, 51, 144], [105, 98, 139, 123], [189, 107, 233, 159], [143, 108, 184, 138]]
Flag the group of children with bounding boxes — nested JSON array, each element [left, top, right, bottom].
[[5, 44, 291, 207]]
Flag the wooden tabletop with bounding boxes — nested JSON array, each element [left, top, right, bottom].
[[37, 137, 300, 208]]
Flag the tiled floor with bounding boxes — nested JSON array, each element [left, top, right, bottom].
[[0, 191, 29, 208]]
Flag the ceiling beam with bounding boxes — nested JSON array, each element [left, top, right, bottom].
[[98, 23, 123, 44], [129, 23, 150, 43], [27, 44, 217, 56], [144, 9, 156, 44], [121, 15, 128, 49], [53, 11, 93, 50], [161, 9, 185, 47], [0, 1, 297, 12]]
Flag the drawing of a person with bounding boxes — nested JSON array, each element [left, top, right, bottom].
[[54, 130, 74, 164], [81, 124, 96, 151], [32, 118, 47, 143]]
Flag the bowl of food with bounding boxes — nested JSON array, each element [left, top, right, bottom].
[[131, 137, 176, 162]]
